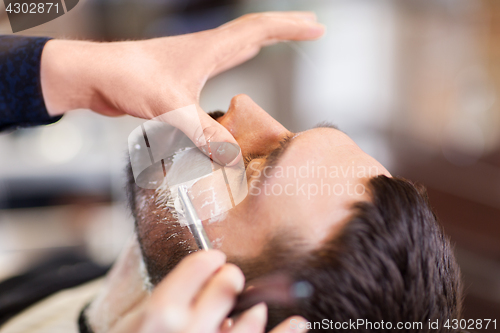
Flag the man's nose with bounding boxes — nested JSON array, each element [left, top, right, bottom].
[[216, 94, 291, 156]]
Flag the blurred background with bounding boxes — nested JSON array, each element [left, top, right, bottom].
[[0, 0, 499, 328]]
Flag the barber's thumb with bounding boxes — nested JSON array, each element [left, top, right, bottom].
[[195, 111, 242, 167]]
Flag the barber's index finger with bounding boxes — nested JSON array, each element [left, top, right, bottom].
[[217, 11, 325, 49], [150, 250, 226, 309]]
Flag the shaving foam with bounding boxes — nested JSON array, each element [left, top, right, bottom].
[[155, 148, 224, 226]]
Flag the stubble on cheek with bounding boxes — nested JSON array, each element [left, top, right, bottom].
[[135, 189, 198, 286]]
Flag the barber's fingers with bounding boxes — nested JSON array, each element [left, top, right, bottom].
[[220, 11, 324, 42], [190, 264, 245, 332], [209, 11, 324, 78], [173, 105, 242, 166], [210, 45, 260, 79], [152, 250, 225, 307], [229, 303, 268, 333], [197, 108, 242, 166], [141, 250, 226, 332], [229, 311, 310, 333]]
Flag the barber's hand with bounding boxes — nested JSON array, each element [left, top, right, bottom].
[[108, 250, 307, 333], [41, 12, 324, 164]]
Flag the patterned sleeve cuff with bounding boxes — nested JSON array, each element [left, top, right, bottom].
[[0, 35, 62, 132]]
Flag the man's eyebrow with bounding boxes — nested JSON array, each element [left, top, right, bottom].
[[263, 122, 340, 170], [313, 121, 340, 131], [263, 133, 296, 169], [258, 122, 341, 171]]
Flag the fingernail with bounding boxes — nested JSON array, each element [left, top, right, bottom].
[[307, 23, 326, 36], [220, 318, 234, 332], [248, 303, 267, 324], [233, 272, 245, 294], [297, 12, 317, 22], [295, 11, 317, 21], [210, 142, 241, 166], [309, 22, 325, 29], [223, 264, 245, 294]]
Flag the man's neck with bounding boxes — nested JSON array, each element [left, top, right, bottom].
[[85, 236, 150, 333]]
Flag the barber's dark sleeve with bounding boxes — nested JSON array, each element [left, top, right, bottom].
[[0, 35, 62, 132]]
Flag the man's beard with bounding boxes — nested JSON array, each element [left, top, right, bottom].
[[139, 221, 197, 286], [134, 182, 200, 286], [135, 193, 299, 289], [135, 109, 226, 285], [134, 191, 292, 289]]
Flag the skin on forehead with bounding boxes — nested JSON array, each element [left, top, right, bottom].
[[250, 128, 388, 242]]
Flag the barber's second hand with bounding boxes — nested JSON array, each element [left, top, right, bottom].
[[177, 186, 309, 318]]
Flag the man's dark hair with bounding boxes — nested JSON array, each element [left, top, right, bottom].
[[127, 164, 463, 332], [261, 175, 463, 332]]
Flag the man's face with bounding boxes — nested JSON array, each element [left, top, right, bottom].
[[136, 94, 390, 282]]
